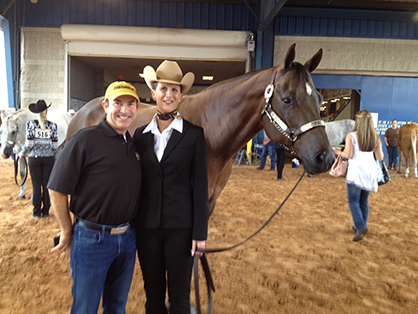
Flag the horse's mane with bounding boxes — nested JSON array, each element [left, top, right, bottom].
[[201, 67, 267, 92], [202, 62, 310, 94]]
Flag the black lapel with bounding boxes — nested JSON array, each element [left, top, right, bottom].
[[143, 131, 160, 165], [161, 121, 188, 162]]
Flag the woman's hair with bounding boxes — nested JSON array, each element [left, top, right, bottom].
[[353, 110, 379, 151], [151, 81, 183, 93], [39, 111, 47, 128]]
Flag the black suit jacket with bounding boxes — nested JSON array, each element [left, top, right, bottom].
[[134, 119, 209, 240]]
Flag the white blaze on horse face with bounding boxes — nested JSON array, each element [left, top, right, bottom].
[[306, 83, 312, 96]]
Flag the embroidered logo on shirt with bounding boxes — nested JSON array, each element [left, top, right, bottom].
[[135, 153, 141, 161]]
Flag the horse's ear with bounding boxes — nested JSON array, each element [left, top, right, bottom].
[[283, 43, 296, 70], [304, 48, 323, 73]]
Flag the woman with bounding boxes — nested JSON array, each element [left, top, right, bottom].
[[333, 110, 384, 242], [134, 60, 209, 314], [20, 100, 58, 218]]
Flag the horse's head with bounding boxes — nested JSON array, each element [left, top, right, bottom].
[[0, 115, 20, 159], [262, 43, 334, 174]]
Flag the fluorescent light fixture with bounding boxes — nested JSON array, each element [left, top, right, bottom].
[[203, 76, 213, 81]]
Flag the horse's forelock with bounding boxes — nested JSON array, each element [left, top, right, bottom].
[[283, 62, 311, 82]]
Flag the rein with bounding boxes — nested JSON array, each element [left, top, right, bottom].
[[193, 170, 306, 314], [261, 69, 325, 154], [14, 154, 28, 187]]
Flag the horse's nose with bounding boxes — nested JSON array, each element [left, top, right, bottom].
[[1, 153, 7, 159], [315, 149, 335, 170]]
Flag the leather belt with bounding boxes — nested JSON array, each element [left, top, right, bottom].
[[75, 217, 130, 235]]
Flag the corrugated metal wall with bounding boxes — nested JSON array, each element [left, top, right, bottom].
[[276, 16, 418, 39], [4, 0, 418, 40], [17, 0, 257, 31]]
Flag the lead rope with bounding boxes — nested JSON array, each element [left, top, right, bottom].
[[14, 154, 28, 187], [193, 170, 306, 314]]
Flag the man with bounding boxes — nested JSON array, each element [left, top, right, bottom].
[[384, 119, 400, 170], [257, 130, 276, 171], [47, 81, 141, 314]]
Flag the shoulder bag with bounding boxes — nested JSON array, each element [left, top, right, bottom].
[[329, 155, 348, 177]]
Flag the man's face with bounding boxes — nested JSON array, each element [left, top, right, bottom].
[[392, 120, 397, 128], [102, 95, 138, 135]]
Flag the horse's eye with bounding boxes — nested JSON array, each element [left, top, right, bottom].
[[11, 131, 16, 135], [283, 98, 292, 106]]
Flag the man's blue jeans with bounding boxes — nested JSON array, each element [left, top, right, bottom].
[[259, 142, 277, 170], [387, 146, 399, 168], [346, 183, 370, 233], [70, 219, 136, 314]]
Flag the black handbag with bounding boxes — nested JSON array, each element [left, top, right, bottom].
[[377, 160, 391, 185]]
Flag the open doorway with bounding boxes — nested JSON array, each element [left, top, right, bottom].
[[319, 89, 361, 121]]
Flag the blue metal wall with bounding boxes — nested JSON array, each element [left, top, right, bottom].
[[276, 15, 418, 40], [4, 0, 417, 40], [313, 74, 418, 125], [313, 74, 418, 163], [1, 0, 257, 31]]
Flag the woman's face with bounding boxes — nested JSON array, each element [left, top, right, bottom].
[[40, 110, 47, 119], [152, 82, 183, 113]]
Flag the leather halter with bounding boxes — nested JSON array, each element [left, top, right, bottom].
[[261, 69, 325, 154]]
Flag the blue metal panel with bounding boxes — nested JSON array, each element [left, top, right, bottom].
[[336, 19, 344, 36], [320, 18, 329, 35], [199, 3, 209, 29], [2, 17, 14, 108], [352, 19, 360, 37], [216, 3, 226, 30], [311, 18, 320, 35], [311, 74, 363, 90], [275, 14, 418, 40], [159, 2, 169, 28], [392, 78, 418, 122], [359, 20, 368, 37], [295, 17, 304, 34], [3, 0, 258, 31], [361, 76, 393, 113]]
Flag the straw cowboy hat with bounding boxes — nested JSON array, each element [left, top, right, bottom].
[[143, 60, 195, 94], [28, 100, 51, 113]]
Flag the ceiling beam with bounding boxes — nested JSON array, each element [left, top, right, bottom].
[[258, 0, 288, 32]]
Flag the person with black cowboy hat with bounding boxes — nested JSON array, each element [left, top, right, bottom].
[[134, 60, 209, 314], [19, 100, 58, 218]]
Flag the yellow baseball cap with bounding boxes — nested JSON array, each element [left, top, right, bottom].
[[104, 81, 139, 102]]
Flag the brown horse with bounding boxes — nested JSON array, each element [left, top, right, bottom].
[[66, 44, 334, 215], [397, 123, 418, 177]]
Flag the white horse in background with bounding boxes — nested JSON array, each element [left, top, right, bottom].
[[324, 119, 355, 147], [0, 108, 73, 198]]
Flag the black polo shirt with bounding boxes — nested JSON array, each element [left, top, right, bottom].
[[48, 119, 142, 225]]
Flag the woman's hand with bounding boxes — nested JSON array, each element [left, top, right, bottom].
[[191, 240, 206, 257], [332, 147, 342, 155]]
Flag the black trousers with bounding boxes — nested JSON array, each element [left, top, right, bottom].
[[28, 156, 55, 216], [137, 227, 193, 314], [275, 148, 287, 179]]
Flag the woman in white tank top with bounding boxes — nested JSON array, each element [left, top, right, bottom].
[[333, 110, 384, 242]]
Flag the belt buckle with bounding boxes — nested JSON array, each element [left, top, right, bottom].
[[110, 225, 129, 235]]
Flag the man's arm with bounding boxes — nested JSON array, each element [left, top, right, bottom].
[[49, 189, 73, 254]]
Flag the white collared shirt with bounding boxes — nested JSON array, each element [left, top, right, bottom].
[[143, 114, 183, 162]]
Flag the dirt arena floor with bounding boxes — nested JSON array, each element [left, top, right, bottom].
[[1, 157, 418, 314]]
